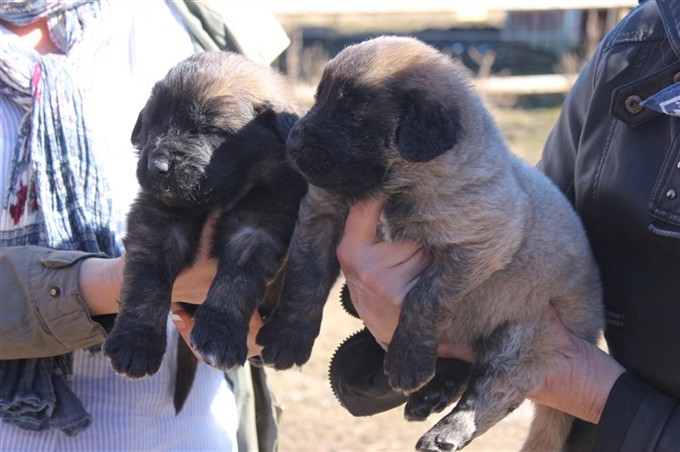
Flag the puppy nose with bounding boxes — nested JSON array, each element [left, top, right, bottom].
[[147, 157, 170, 177], [286, 132, 302, 157]]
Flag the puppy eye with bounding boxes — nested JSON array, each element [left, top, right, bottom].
[[200, 126, 226, 135], [348, 111, 363, 124]]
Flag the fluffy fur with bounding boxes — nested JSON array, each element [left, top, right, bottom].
[[102, 51, 306, 379], [256, 37, 603, 451]]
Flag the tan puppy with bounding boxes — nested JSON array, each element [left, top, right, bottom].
[[256, 36, 603, 451]]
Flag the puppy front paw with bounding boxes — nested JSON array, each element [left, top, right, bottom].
[[384, 338, 437, 394], [102, 324, 166, 378], [190, 305, 248, 370], [256, 314, 316, 369]]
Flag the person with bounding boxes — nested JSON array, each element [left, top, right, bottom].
[[333, 0, 679, 449], [0, 1, 287, 450]]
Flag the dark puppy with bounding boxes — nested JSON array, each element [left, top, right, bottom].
[[102, 51, 306, 380], [256, 37, 603, 451]]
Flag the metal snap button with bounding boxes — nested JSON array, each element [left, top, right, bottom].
[[625, 95, 643, 114], [666, 188, 677, 200], [49, 286, 61, 298], [673, 72, 680, 84]]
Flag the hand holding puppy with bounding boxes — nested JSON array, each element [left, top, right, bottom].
[[338, 198, 624, 425]]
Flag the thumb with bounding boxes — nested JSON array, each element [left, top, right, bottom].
[[171, 306, 194, 345], [342, 197, 385, 248]]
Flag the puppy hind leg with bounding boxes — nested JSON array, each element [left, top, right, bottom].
[[257, 202, 345, 370], [415, 365, 527, 451], [103, 251, 191, 378], [405, 358, 471, 421], [416, 322, 537, 451], [191, 225, 286, 370], [103, 207, 204, 378]]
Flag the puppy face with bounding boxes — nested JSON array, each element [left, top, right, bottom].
[[286, 37, 463, 200], [132, 51, 297, 209]]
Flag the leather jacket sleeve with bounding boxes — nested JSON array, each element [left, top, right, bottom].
[[540, 1, 680, 449], [0, 246, 108, 359]]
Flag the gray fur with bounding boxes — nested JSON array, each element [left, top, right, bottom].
[[256, 37, 603, 451]]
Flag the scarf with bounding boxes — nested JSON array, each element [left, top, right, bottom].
[[0, 0, 114, 437], [642, 82, 680, 118]]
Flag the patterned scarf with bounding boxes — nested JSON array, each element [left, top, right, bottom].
[[0, 1, 114, 252], [0, 0, 114, 437], [642, 82, 680, 118]]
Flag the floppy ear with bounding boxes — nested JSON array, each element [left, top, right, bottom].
[[396, 91, 459, 162], [255, 102, 300, 143], [130, 109, 145, 148]]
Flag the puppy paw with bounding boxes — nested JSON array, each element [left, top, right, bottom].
[[256, 316, 316, 369], [405, 359, 471, 421], [102, 325, 166, 378], [415, 413, 476, 452], [405, 379, 459, 421], [416, 433, 471, 452], [190, 306, 248, 370], [384, 340, 437, 393]]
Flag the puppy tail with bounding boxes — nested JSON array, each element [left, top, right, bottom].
[[520, 404, 573, 452], [174, 339, 198, 414]]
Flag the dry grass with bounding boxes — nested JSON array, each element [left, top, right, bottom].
[[265, 105, 561, 452]]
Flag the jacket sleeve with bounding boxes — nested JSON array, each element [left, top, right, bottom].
[[594, 372, 680, 450], [0, 246, 108, 359]]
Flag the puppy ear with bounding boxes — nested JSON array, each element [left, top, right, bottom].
[[396, 91, 459, 162], [130, 109, 145, 148], [255, 102, 299, 143]]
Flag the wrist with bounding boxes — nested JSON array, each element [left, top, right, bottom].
[[78, 256, 124, 316], [530, 338, 625, 424]]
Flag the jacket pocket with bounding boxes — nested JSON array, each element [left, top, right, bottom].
[[648, 127, 680, 238]]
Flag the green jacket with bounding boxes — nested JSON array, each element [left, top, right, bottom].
[[0, 246, 108, 359]]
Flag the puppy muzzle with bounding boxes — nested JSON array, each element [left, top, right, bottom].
[[147, 156, 171, 178]]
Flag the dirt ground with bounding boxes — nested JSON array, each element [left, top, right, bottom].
[[265, 106, 562, 452]]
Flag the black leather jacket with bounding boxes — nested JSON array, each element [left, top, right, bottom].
[[540, 0, 680, 449]]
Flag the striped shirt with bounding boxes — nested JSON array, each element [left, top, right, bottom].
[[0, 323, 238, 451]]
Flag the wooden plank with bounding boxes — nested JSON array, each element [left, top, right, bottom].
[[475, 74, 578, 95], [265, 0, 637, 14]]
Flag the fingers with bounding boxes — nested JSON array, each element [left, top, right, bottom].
[[396, 248, 431, 291], [247, 313, 264, 358], [171, 305, 202, 360], [339, 197, 428, 272]]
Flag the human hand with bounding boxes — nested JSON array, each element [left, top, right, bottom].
[[337, 199, 623, 425], [171, 212, 220, 305], [527, 306, 625, 424], [169, 211, 265, 359], [336, 197, 431, 346]]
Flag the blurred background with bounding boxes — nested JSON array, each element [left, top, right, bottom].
[[258, 1, 636, 451]]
